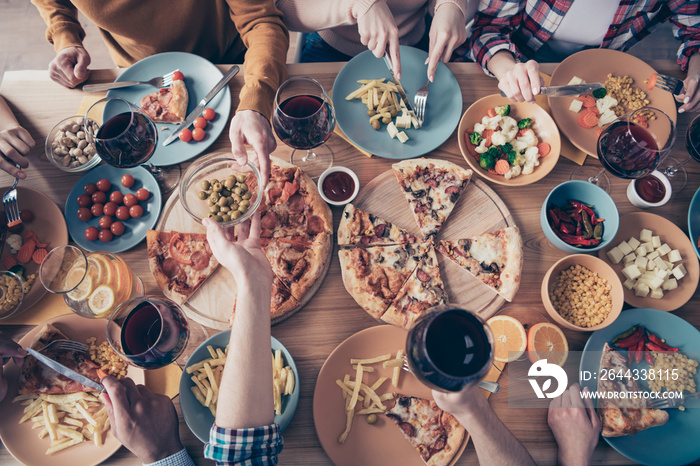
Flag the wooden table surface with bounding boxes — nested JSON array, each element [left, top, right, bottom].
[[0, 61, 698, 465]]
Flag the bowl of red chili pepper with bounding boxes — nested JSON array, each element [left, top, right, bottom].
[[541, 180, 619, 254]]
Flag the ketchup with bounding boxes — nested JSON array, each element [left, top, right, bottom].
[[634, 174, 666, 203], [322, 171, 355, 202]]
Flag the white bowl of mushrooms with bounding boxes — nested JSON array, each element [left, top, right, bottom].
[[45, 116, 101, 172]]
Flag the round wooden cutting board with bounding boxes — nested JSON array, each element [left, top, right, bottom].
[[353, 170, 517, 320]]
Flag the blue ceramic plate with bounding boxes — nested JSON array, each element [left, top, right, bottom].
[[688, 186, 700, 259], [332, 46, 462, 159], [580, 308, 700, 466], [64, 165, 162, 253], [106, 52, 231, 166], [179, 330, 300, 443]]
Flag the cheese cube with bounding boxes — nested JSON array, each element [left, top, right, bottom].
[[664, 260, 674, 270], [617, 241, 634, 256], [655, 268, 670, 280], [623, 278, 636, 290], [657, 243, 672, 256], [640, 229, 653, 242], [623, 253, 637, 264], [642, 242, 654, 254], [647, 250, 660, 261], [606, 246, 625, 264], [395, 115, 409, 129], [568, 76, 584, 85], [647, 259, 657, 271], [622, 264, 642, 280], [662, 278, 678, 290], [396, 131, 409, 143], [635, 246, 647, 258], [649, 276, 664, 290], [634, 283, 650, 297], [668, 249, 682, 263], [651, 235, 662, 248], [386, 121, 398, 139], [410, 116, 421, 129], [569, 99, 583, 113], [653, 257, 668, 270], [650, 288, 664, 299], [634, 256, 648, 270], [671, 264, 687, 280], [628, 237, 641, 250]]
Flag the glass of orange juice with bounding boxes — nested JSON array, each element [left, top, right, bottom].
[[39, 245, 144, 318]]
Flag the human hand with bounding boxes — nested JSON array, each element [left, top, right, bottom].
[[49, 46, 91, 89], [677, 74, 700, 113], [357, 1, 401, 78], [426, 3, 467, 82], [548, 384, 600, 466], [493, 58, 544, 103], [229, 110, 274, 179], [0, 332, 25, 402], [432, 384, 484, 419], [0, 125, 34, 179], [100, 376, 183, 464]]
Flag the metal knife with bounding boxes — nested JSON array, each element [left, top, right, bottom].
[[27, 348, 104, 392], [382, 54, 419, 124], [162, 65, 240, 146], [499, 83, 604, 98]]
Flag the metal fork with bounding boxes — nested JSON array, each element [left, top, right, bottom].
[[82, 69, 179, 92], [400, 359, 500, 393], [414, 80, 429, 126], [651, 73, 684, 95], [39, 339, 90, 354], [3, 164, 22, 228], [650, 391, 700, 409]]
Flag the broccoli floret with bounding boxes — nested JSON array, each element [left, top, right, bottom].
[[469, 132, 483, 145], [517, 118, 533, 129], [487, 146, 501, 158], [480, 151, 497, 170], [495, 105, 510, 116], [507, 150, 517, 165], [500, 142, 513, 154], [592, 87, 607, 99]]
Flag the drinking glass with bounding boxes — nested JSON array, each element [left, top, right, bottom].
[[570, 107, 676, 193], [85, 97, 181, 194], [107, 296, 189, 369], [655, 112, 700, 193], [405, 305, 494, 392], [272, 76, 336, 178]]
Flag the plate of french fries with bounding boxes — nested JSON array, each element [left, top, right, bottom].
[[179, 330, 299, 443], [331, 45, 462, 159], [0, 314, 145, 466], [312, 325, 468, 466]]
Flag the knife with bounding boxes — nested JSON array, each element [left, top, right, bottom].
[[27, 348, 104, 392], [382, 54, 420, 125], [499, 83, 604, 98], [162, 65, 240, 146]]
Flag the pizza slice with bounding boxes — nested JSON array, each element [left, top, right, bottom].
[[146, 230, 219, 305], [598, 343, 669, 437], [18, 324, 101, 394], [386, 393, 466, 466], [381, 246, 447, 329], [337, 203, 418, 246], [338, 242, 430, 319], [392, 159, 472, 238], [140, 75, 188, 123], [436, 226, 523, 302]]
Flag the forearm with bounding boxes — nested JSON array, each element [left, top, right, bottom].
[[687, 53, 700, 78], [486, 50, 518, 81], [0, 98, 20, 131], [276, 0, 365, 33], [429, 0, 468, 18], [30, 0, 85, 52]]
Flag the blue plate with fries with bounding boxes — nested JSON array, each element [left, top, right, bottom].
[[179, 330, 300, 443]]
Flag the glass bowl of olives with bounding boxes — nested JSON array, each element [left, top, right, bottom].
[[180, 152, 264, 227]]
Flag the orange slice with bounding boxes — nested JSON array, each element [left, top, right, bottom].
[[89, 252, 118, 289], [86, 256, 104, 282], [527, 322, 569, 366], [486, 315, 527, 363]]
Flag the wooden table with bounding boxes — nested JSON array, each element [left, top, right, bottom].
[[0, 61, 698, 465]]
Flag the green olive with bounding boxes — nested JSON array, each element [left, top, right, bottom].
[[366, 414, 378, 425], [236, 174, 247, 183], [198, 191, 208, 200], [232, 210, 242, 219], [219, 205, 230, 213], [212, 182, 223, 192], [209, 193, 220, 203], [242, 191, 252, 200], [389, 108, 398, 117], [233, 194, 242, 203], [381, 116, 392, 124], [233, 187, 242, 196], [238, 204, 248, 214], [224, 179, 235, 190], [240, 199, 250, 208], [209, 205, 220, 213], [229, 203, 239, 211], [371, 120, 381, 130], [210, 179, 219, 185], [206, 198, 215, 207], [217, 197, 228, 207], [221, 188, 231, 197], [240, 183, 249, 192], [227, 174, 236, 181], [207, 213, 216, 219], [226, 196, 235, 205], [220, 213, 231, 222], [367, 109, 376, 117], [200, 180, 211, 190], [212, 215, 223, 222]]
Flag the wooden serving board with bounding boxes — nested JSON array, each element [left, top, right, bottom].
[[353, 170, 516, 320], [155, 193, 332, 329]]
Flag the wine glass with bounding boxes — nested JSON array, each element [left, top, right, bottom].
[[85, 97, 181, 194], [272, 76, 336, 178], [570, 107, 676, 193], [655, 112, 700, 193]]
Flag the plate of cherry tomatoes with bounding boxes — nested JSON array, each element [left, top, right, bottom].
[[64, 165, 162, 253]]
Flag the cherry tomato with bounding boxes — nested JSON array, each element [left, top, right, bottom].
[[129, 205, 144, 218], [110, 221, 126, 236], [77, 207, 92, 222], [109, 191, 124, 204], [192, 127, 206, 141], [19, 209, 34, 223], [98, 216, 113, 229], [115, 206, 130, 221], [103, 202, 118, 217], [92, 191, 107, 204], [136, 188, 150, 201], [98, 229, 113, 242], [123, 193, 138, 207], [179, 128, 193, 143], [77, 194, 92, 208], [91, 203, 104, 217], [96, 179, 111, 192], [202, 108, 216, 121], [84, 183, 98, 195], [84, 226, 99, 241], [193, 117, 207, 130], [172, 71, 185, 81], [121, 174, 135, 188]]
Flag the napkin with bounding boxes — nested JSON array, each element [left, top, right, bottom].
[[77, 94, 105, 124], [334, 125, 373, 158], [145, 363, 183, 399], [1, 292, 72, 325]]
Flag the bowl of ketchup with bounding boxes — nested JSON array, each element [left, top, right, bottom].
[[317, 166, 360, 206], [626, 170, 671, 209]]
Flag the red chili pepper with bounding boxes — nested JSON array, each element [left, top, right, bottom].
[[644, 350, 654, 365], [548, 209, 561, 229], [616, 327, 645, 348], [572, 211, 583, 223], [557, 234, 600, 246], [570, 200, 596, 218], [559, 222, 575, 235], [647, 332, 678, 351], [576, 223, 582, 236], [635, 340, 644, 363], [646, 341, 679, 352]]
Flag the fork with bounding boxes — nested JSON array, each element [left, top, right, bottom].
[[413, 80, 429, 126], [650, 73, 684, 95], [82, 69, 179, 92], [2, 339, 89, 365], [400, 359, 500, 393], [650, 391, 700, 409], [3, 164, 22, 228]]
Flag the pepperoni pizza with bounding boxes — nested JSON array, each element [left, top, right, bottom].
[[140, 73, 189, 123]]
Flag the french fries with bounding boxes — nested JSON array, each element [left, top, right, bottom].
[[14, 391, 110, 454]]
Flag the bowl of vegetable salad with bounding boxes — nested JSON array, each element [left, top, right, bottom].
[[458, 95, 561, 186]]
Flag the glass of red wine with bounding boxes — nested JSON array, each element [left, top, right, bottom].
[[107, 296, 190, 370], [406, 305, 494, 392], [85, 97, 181, 194], [654, 112, 700, 193], [272, 76, 336, 178], [570, 107, 676, 193]]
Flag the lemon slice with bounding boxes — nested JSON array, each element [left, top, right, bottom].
[[88, 285, 116, 317], [67, 275, 93, 302], [86, 256, 104, 282], [64, 266, 86, 291], [90, 253, 116, 288]]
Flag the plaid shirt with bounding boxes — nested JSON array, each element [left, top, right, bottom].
[[205, 423, 283, 466], [469, 0, 700, 73]]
